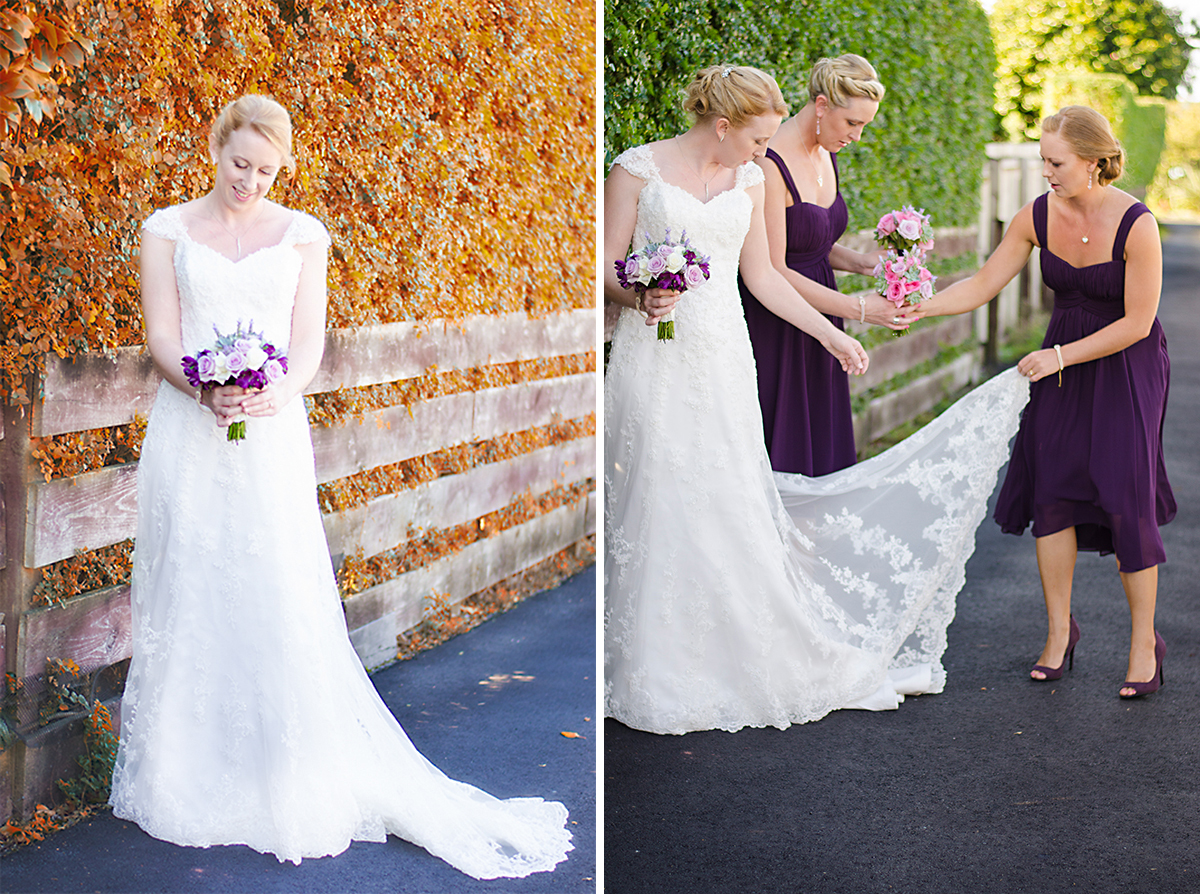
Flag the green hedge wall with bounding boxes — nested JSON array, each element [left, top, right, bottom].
[[604, 0, 996, 230]]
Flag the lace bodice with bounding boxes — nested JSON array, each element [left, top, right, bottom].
[[612, 144, 763, 349], [143, 204, 330, 353]]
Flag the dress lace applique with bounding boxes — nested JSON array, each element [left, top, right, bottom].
[[604, 143, 1030, 735], [111, 204, 572, 878]]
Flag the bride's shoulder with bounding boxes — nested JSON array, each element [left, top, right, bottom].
[[281, 207, 331, 248], [142, 202, 190, 241], [610, 143, 661, 183], [735, 160, 765, 190]]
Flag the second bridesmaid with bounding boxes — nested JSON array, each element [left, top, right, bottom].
[[739, 54, 909, 475]]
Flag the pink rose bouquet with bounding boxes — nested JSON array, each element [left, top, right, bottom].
[[873, 249, 937, 336], [614, 228, 711, 341], [182, 321, 288, 442], [874, 205, 934, 254]]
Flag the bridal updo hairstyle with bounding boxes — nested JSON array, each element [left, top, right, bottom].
[[683, 65, 788, 127], [211, 95, 295, 173], [807, 54, 885, 107], [1042, 105, 1124, 186]]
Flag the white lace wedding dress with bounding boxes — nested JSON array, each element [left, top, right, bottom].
[[109, 205, 572, 877], [604, 145, 1030, 735]]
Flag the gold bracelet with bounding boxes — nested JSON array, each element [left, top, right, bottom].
[[1053, 344, 1064, 388]]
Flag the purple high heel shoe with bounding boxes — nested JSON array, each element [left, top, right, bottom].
[[1119, 631, 1166, 699], [1030, 615, 1080, 681]]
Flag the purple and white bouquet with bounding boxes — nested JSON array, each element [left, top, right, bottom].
[[182, 321, 288, 442], [874, 205, 934, 254], [614, 228, 710, 340]]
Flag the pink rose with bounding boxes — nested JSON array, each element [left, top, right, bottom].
[[886, 280, 906, 305], [264, 358, 286, 383], [646, 255, 667, 276], [197, 351, 218, 381], [684, 264, 707, 288], [897, 219, 922, 241], [919, 279, 935, 300], [877, 213, 897, 235], [624, 257, 640, 278]]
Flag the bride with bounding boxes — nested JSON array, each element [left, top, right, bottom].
[[109, 95, 572, 878], [604, 65, 1031, 736]]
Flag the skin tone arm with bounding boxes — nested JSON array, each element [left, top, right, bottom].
[[603, 164, 682, 326], [239, 240, 328, 418], [760, 160, 910, 328], [740, 182, 868, 373], [915, 202, 1162, 381]]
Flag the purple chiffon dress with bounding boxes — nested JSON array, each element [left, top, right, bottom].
[[739, 148, 857, 476], [993, 193, 1175, 572]]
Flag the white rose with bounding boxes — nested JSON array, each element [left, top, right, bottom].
[[244, 346, 268, 370], [664, 247, 686, 273], [897, 219, 921, 241], [211, 352, 231, 382]]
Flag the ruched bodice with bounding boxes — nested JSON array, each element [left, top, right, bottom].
[[738, 148, 856, 475]]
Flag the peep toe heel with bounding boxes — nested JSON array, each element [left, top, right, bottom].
[[1119, 631, 1166, 699], [1030, 615, 1081, 682]]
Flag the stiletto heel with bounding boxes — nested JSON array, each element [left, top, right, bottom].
[[1030, 615, 1080, 681], [1119, 631, 1166, 699]]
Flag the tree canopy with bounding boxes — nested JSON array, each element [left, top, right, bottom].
[[992, 0, 1194, 139]]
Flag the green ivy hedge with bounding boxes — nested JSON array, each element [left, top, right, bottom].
[[604, 0, 996, 230]]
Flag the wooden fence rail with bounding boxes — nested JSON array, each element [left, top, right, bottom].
[[1, 308, 597, 821]]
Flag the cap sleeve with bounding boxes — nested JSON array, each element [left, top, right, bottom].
[[611, 144, 659, 184], [285, 210, 331, 248], [736, 161, 764, 190], [141, 206, 187, 241]]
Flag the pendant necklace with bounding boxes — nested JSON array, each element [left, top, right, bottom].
[[674, 136, 718, 199], [1079, 187, 1108, 244], [805, 143, 824, 189], [209, 196, 267, 260]]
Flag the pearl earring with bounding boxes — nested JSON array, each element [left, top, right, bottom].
[[816, 117, 821, 136], [1088, 170, 1093, 190]]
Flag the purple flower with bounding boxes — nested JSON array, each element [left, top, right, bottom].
[[264, 358, 286, 383], [646, 255, 667, 276], [197, 351, 218, 381]]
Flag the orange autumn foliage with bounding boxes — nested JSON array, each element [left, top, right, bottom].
[[1, 0, 596, 406]]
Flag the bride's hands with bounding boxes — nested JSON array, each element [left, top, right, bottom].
[[821, 329, 869, 375], [640, 287, 681, 326], [240, 383, 287, 417], [203, 385, 247, 427]]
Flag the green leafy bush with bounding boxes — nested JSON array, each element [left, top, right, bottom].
[[604, 0, 996, 230]]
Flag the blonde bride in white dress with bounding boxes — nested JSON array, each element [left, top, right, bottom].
[[604, 66, 1029, 735], [109, 95, 572, 878]]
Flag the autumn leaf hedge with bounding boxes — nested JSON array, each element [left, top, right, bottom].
[[1, 0, 596, 406]]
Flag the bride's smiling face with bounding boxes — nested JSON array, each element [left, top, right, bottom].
[[719, 113, 784, 167], [210, 127, 284, 213]]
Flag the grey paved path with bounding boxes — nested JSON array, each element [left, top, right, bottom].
[[604, 224, 1200, 894], [2, 566, 596, 894]]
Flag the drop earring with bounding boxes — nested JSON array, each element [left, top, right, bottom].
[[816, 117, 821, 136], [1088, 170, 1093, 190]]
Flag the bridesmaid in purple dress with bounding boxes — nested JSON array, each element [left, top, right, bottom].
[[739, 55, 912, 475], [916, 106, 1173, 699]]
